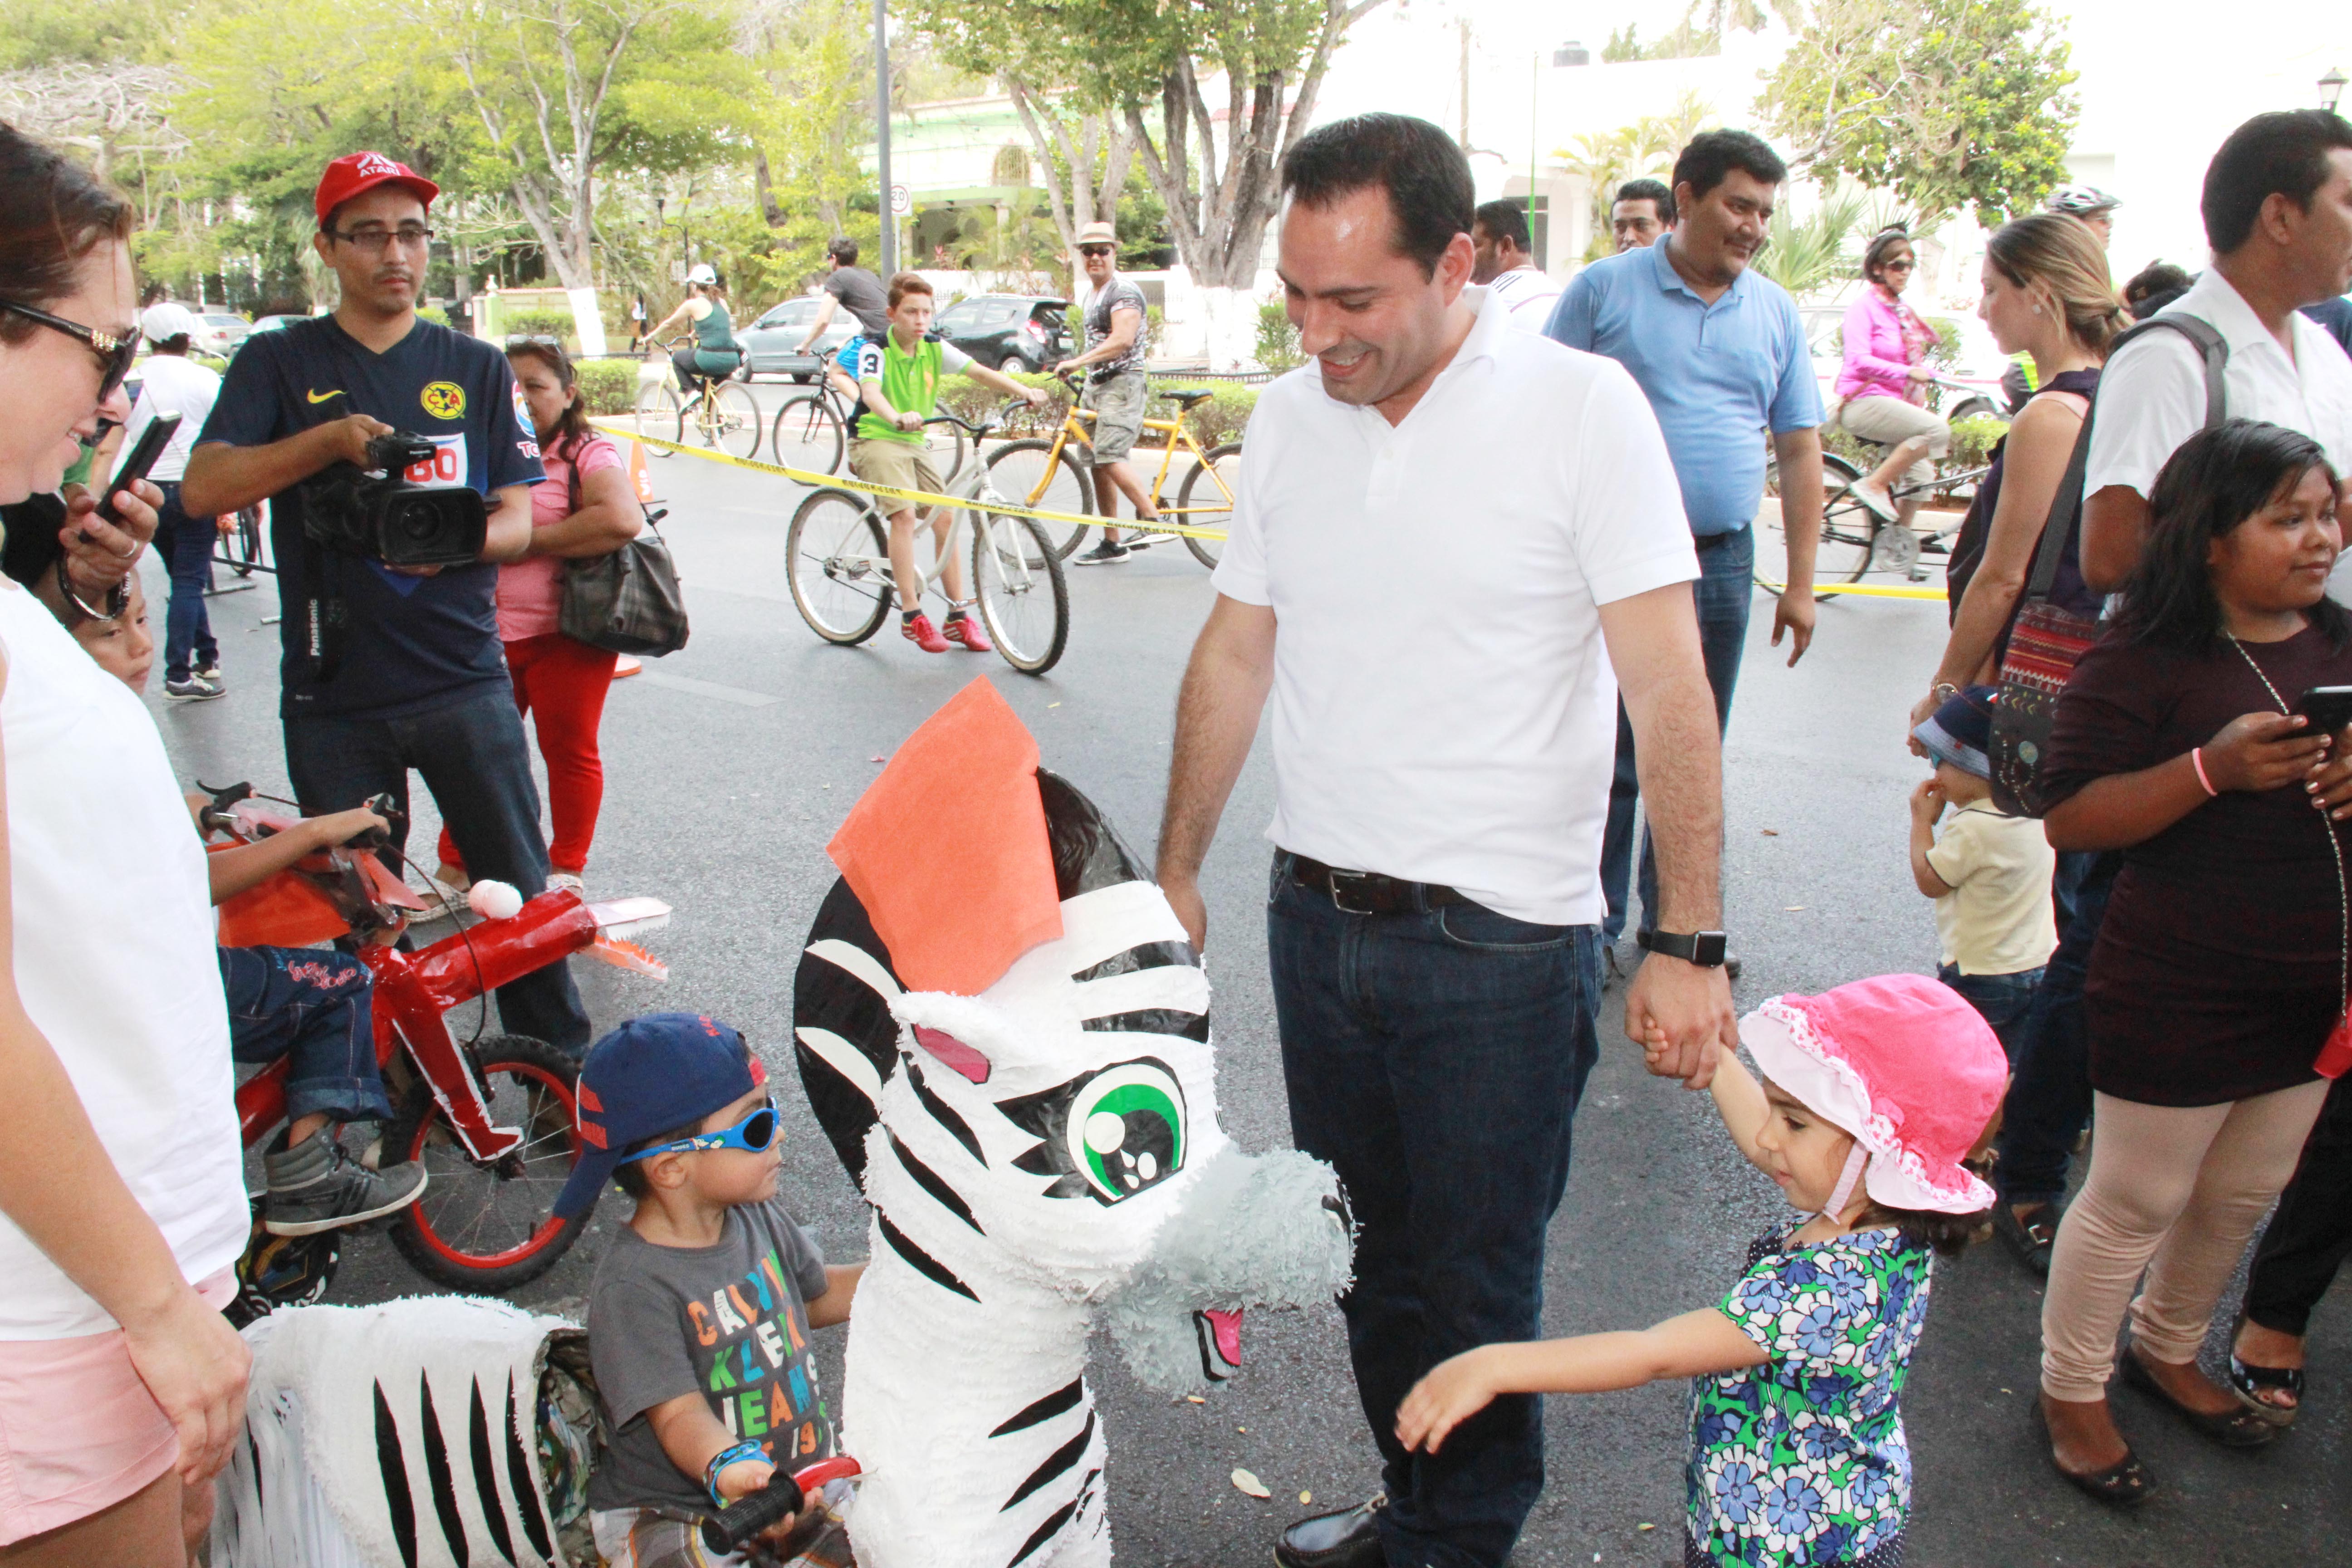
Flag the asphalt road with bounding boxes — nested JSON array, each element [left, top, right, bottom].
[[152, 442, 2345, 1568]]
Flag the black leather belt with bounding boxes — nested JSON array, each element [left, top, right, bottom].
[[1284, 852, 1468, 915], [1693, 524, 1752, 553]]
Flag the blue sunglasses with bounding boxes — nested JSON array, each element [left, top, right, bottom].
[[617, 1099, 779, 1164]]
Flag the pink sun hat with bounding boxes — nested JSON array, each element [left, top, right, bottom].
[[1740, 973, 2007, 1215]]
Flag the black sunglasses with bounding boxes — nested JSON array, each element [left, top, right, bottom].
[[0, 299, 141, 404], [1078, 244, 1114, 257]]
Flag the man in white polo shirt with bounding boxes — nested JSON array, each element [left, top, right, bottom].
[[1156, 113, 1735, 1568], [2081, 109, 2352, 594]]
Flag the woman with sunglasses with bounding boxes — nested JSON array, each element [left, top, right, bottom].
[[0, 124, 253, 1565], [1837, 226, 1950, 531]]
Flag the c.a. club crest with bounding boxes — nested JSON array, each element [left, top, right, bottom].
[[420, 380, 466, 420]]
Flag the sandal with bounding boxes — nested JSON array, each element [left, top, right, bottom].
[[2118, 1346, 2276, 1448], [2227, 1315, 2305, 1427], [1994, 1200, 2058, 1277], [2032, 1399, 2155, 1509]]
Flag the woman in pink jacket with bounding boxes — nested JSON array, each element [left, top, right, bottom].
[[1838, 226, 1947, 529]]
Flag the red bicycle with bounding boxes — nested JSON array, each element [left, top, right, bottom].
[[203, 783, 670, 1317]]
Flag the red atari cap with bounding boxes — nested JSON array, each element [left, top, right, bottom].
[[314, 151, 440, 224]]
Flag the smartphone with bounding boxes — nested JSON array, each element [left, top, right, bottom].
[[93, 412, 181, 527], [2296, 685, 2352, 735]]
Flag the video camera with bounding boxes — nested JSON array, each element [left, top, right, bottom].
[[300, 431, 487, 568]]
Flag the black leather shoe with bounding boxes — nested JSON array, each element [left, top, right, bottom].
[[1274, 1494, 1387, 1568]]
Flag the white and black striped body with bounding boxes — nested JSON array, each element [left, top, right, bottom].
[[794, 772, 1349, 1568]]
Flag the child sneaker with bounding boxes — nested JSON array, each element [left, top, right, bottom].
[[944, 612, 993, 653], [261, 1130, 428, 1236]]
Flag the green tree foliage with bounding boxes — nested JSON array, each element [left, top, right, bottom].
[[1757, 0, 2080, 226], [1748, 181, 1887, 297], [1554, 91, 1713, 262]]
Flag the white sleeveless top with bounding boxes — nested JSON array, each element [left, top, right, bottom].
[[0, 580, 246, 1338]]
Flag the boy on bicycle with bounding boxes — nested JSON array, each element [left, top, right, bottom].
[[852, 272, 1049, 654]]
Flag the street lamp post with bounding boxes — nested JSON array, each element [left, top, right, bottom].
[[875, 0, 896, 276], [2323, 66, 2347, 114]]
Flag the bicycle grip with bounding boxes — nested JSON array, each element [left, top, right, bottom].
[[698, 1457, 862, 1553]]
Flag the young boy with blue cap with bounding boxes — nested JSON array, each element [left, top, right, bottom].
[[563, 1013, 863, 1567], [1908, 687, 2057, 1070]]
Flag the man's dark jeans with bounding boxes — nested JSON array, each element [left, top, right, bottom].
[[2244, 1075, 2352, 1338], [1268, 854, 1602, 1568], [284, 686, 590, 1054], [1994, 850, 2116, 1207], [222, 944, 391, 1124], [1602, 524, 1751, 944], [151, 480, 219, 683], [1936, 963, 2043, 1065]]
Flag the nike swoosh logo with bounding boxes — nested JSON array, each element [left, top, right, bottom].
[[307, 388, 345, 404]]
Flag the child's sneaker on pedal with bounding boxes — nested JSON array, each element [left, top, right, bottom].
[[261, 1129, 428, 1236], [944, 609, 993, 653], [902, 611, 951, 653]]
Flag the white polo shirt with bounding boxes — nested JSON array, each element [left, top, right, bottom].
[[1212, 285, 1697, 925], [2086, 267, 2352, 600], [1484, 265, 1562, 333]]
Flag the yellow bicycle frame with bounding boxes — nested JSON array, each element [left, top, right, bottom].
[[1019, 400, 1237, 518]]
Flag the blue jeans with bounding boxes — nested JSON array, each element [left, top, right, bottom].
[[1602, 525, 1752, 944], [1268, 854, 1602, 1568], [283, 686, 590, 1054], [150, 480, 218, 683], [1936, 963, 2043, 1065], [1994, 850, 2116, 1206], [221, 944, 390, 1123]]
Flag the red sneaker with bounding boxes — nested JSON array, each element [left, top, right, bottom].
[[944, 613, 993, 653], [901, 613, 951, 653]]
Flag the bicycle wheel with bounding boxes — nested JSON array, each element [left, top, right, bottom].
[[786, 489, 894, 645], [773, 392, 846, 475], [634, 382, 681, 456], [984, 438, 1093, 559], [384, 1034, 588, 1293], [1759, 451, 1872, 593], [231, 504, 265, 576], [971, 511, 1069, 674], [704, 382, 763, 461], [1176, 441, 1241, 570]]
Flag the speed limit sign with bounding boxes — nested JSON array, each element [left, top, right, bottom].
[[889, 183, 911, 216]]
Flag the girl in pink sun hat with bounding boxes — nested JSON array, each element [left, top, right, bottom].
[[1396, 974, 2005, 1567]]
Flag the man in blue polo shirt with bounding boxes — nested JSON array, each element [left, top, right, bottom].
[[182, 150, 590, 1056], [1546, 128, 1826, 971]]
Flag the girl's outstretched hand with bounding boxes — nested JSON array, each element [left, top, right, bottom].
[[1395, 1348, 1499, 1455]]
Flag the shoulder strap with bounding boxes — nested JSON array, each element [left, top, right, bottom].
[[2022, 315, 2231, 601]]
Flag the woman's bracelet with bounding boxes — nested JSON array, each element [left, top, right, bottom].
[[704, 1438, 769, 1507], [2190, 746, 2219, 798]]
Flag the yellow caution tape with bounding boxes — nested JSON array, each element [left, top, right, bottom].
[[593, 420, 1234, 541], [1755, 577, 1948, 601]]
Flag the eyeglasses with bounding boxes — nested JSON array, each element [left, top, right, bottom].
[[327, 225, 436, 256], [505, 334, 566, 353], [1078, 245, 1114, 258], [1881, 259, 1916, 272], [617, 1098, 779, 1165], [0, 299, 140, 403]]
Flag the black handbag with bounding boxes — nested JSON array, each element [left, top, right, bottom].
[[1988, 316, 2227, 815], [555, 435, 690, 657]]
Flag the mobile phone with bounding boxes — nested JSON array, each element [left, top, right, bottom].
[[2295, 685, 2352, 735], [92, 412, 181, 526]]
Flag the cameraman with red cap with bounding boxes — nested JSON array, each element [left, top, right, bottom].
[[181, 152, 591, 1059]]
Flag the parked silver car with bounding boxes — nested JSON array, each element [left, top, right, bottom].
[[189, 312, 253, 358], [738, 295, 862, 383]]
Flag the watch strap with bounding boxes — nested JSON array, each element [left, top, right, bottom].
[[1637, 929, 1729, 967]]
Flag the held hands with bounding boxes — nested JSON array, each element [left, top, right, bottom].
[[1395, 1348, 1500, 1455], [1626, 952, 1737, 1090], [1910, 777, 1947, 826], [2200, 712, 2330, 794]]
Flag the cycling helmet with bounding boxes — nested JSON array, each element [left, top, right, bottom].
[[686, 262, 719, 286], [2044, 184, 2122, 217]]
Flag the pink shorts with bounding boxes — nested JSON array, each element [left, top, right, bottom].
[[0, 1268, 237, 1546]]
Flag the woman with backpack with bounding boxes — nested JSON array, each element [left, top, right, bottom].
[[2031, 420, 2351, 1503], [434, 338, 641, 897]]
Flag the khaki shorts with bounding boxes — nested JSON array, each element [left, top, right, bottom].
[[1834, 393, 1949, 489], [848, 437, 944, 510], [1081, 370, 1149, 464]]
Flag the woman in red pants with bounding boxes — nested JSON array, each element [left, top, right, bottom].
[[436, 338, 641, 895]]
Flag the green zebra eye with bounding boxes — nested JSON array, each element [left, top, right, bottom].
[[1066, 1061, 1186, 1200]]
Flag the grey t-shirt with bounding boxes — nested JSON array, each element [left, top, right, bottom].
[[824, 267, 893, 338], [585, 1199, 835, 1516], [1083, 278, 1149, 381]]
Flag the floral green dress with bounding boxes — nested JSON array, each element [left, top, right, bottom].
[[1683, 1222, 1933, 1566]]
